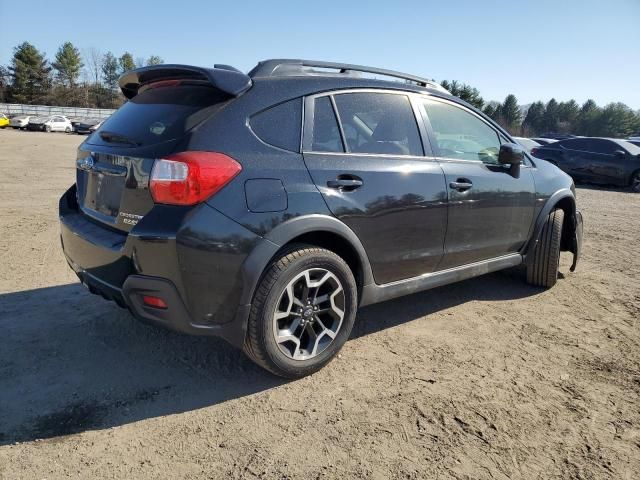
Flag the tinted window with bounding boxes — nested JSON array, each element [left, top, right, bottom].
[[589, 139, 618, 155], [423, 99, 500, 164], [250, 98, 302, 152], [91, 85, 230, 147], [333, 93, 423, 156], [311, 96, 343, 153], [559, 138, 590, 151]]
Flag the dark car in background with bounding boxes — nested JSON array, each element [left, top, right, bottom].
[[74, 118, 104, 134], [531, 137, 640, 191], [59, 59, 583, 378]]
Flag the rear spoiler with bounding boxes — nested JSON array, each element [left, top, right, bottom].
[[118, 64, 252, 99]]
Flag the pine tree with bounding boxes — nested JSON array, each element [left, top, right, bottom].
[[499, 94, 522, 133], [542, 99, 560, 133], [146, 55, 164, 66], [577, 99, 601, 136], [52, 42, 83, 87], [557, 100, 580, 133], [101, 52, 119, 89], [522, 101, 545, 136], [8, 42, 51, 104], [597, 103, 638, 137], [119, 52, 136, 74], [440, 79, 485, 110]]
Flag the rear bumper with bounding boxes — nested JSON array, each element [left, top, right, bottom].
[[59, 184, 260, 348]]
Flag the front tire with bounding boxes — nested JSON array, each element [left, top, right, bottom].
[[630, 171, 640, 193], [244, 245, 357, 378], [65, 126, 71, 133], [44, 125, 51, 132], [526, 209, 564, 288]]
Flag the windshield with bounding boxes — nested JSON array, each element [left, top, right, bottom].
[[88, 84, 230, 147], [615, 140, 640, 155]]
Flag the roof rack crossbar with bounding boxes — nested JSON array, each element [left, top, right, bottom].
[[249, 59, 446, 91]]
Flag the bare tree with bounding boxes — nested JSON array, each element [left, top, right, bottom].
[[83, 47, 103, 86]]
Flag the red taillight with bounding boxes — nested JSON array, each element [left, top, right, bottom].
[[150, 151, 241, 206], [142, 295, 167, 309]]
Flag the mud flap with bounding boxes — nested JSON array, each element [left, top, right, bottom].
[[570, 210, 583, 272]]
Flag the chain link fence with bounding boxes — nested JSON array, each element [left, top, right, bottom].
[[1, 103, 116, 120]]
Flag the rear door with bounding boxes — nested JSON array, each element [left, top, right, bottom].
[[302, 90, 448, 285], [420, 97, 536, 269], [77, 83, 231, 232], [557, 138, 597, 181], [587, 139, 629, 185]]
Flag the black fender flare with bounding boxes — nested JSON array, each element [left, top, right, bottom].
[[228, 215, 375, 347], [522, 188, 581, 270]]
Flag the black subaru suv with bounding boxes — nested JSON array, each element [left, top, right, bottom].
[[59, 59, 583, 378]]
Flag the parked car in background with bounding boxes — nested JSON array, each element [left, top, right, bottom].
[[531, 137, 640, 192], [0, 114, 9, 128], [27, 115, 73, 133], [531, 137, 558, 145], [74, 118, 104, 134], [59, 59, 583, 378], [512, 137, 541, 153], [9, 114, 34, 130], [628, 140, 640, 147]]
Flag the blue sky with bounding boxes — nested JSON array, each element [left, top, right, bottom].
[[1, 0, 639, 108]]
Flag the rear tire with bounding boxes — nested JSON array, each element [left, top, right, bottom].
[[526, 209, 564, 288], [244, 245, 357, 378]]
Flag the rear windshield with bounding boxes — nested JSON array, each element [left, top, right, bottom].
[[88, 84, 230, 147]]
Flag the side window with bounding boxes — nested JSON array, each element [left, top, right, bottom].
[[560, 139, 588, 151], [311, 96, 343, 153], [333, 93, 423, 156], [589, 139, 618, 155], [423, 99, 501, 164], [250, 98, 302, 152]]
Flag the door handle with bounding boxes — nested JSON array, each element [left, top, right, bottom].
[[327, 176, 363, 190], [449, 179, 473, 191]]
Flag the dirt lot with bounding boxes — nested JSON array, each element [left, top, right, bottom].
[[0, 128, 638, 479]]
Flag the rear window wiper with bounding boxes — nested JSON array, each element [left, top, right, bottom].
[[99, 131, 141, 147]]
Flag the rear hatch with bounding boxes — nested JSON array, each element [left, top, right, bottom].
[[77, 83, 232, 232]]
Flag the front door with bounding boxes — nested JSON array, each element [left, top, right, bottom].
[[302, 91, 448, 285], [420, 97, 536, 269]]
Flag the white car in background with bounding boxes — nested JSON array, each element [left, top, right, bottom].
[[9, 115, 36, 130], [26, 115, 73, 133]]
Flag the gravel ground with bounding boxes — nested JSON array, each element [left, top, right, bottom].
[[0, 128, 638, 479]]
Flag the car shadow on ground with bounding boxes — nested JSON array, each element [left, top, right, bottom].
[[0, 269, 541, 445]]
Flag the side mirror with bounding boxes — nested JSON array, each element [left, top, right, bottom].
[[613, 150, 626, 159], [498, 143, 525, 165]]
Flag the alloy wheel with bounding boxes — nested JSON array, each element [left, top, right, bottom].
[[272, 268, 345, 360], [632, 173, 640, 193]]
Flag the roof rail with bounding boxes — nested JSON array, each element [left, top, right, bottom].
[[249, 59, 449, 93]]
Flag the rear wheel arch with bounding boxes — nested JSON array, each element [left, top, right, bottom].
[[240, 215, 374, 308]]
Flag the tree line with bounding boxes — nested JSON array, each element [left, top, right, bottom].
[[1, 41, 639, 137], [440, 80, 640, 138], [0, 41, 164, 109]]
